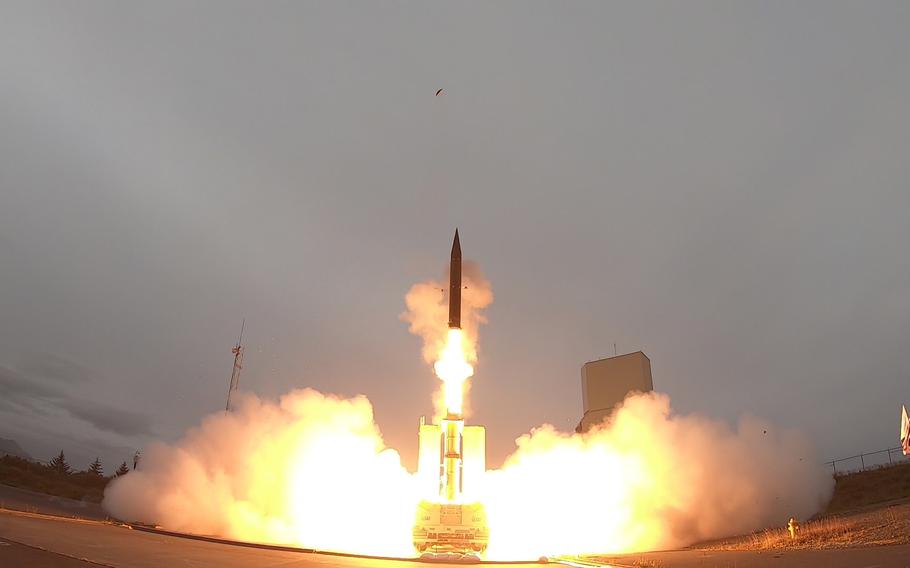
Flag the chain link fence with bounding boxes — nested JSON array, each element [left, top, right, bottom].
[[826, 446, 908, 475]]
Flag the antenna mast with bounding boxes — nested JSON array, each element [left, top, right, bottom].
[[225, 319, 245, 412]]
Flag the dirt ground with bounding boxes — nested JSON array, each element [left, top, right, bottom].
[[689, 462, 910, 552], [691, 498, 910, 551], [582, 463, 910, 566]]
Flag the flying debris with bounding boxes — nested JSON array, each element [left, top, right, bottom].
[[436, 88, 444, 97], [225, 320, 245, 412]]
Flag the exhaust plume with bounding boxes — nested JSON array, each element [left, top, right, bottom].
[[401, 260, 493, 418], [482, 392, 834, 558], [103, 388, 833, 559], [103, 389, 419, 556], [104, 267, 833, 559]]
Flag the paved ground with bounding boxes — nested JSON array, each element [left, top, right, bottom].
[[0, 509, 543, 568], [605, 546, 910, 568], [0, 490, 908, 568], [0, 535, 98, 567]]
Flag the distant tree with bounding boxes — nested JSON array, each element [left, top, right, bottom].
[[88, 457, 103, 477], [48, 450, 71, 475], [115, 461, 130, 476]]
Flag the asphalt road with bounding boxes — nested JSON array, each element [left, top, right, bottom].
[[0, 536, 97, 567], [1, 489, 908, 568], [601, 546, 910, 568], [0, 510, 544, 568]]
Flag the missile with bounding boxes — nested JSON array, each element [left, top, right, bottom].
[[448, 229, 462, 329]]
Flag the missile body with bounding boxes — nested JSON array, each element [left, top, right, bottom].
[[448, 229, 462, 329]]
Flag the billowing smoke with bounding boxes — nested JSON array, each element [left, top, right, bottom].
[[482, 392, 834, 558], [103, 388, 833, 559], [104, 267, 833, 559], [400, 261, 493, 418], [103, 389, 419, 556], [401, 260, 493, 365]]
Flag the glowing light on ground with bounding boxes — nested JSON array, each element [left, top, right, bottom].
[[103, 389, 832, 559], [103, 390, 420, 557], [104, 271, 833, 560], [480, 393, 833, 558]]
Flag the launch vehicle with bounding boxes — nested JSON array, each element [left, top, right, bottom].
[[412, 230, 490, 556]]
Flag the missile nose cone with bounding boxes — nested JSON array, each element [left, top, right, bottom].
[[448, 229, 463, 330], [451, 229, 461, 259]]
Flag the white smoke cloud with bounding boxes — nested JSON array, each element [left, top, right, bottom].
[[103, 389, 419, 556], [103, 388, 833, 559], [400, 261, 493, 419], [400, 260, 493, 365], [482, 392, 834, 558], [104, 269, 832, 559]]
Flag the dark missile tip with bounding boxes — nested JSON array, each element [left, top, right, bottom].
[[451, 228, 461, 257]]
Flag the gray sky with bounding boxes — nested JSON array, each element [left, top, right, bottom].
[[1, 1, 908, 472]]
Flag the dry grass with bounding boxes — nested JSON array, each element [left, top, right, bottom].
[[580, 463, 910, 563], [694, 500, 910, 551], [689, 462, 910, 551]]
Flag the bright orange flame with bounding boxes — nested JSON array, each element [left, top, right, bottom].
[[433, 328, 473, 416], [481, 426, 662, 558], [104, 390, 422, 558], [105, 270, 833, 560], [104, 386, 831, 560]]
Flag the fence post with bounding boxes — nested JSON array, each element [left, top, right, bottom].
[[832, 460, 837, 474], [860, 453, 865, 470], [888, 448, 892, 464]]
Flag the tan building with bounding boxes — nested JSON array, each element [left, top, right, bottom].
[[576, 351, 653, 433]]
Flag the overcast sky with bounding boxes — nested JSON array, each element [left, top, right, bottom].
[[1, 2, 908, 472]]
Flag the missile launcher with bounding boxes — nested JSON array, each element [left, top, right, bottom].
[[413, 416, 488, 555], [412, 230, 489, 556]]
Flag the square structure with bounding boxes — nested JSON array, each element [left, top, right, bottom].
[[416, 417, 486, 502], [577, 351, 653, 433]]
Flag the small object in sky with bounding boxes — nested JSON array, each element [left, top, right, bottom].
[[225, 319, 245, 413], [901, 404, 909, 456], [436, 88, 444, 96]]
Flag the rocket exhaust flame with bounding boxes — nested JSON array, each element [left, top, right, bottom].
[[104, 389, 420, 557], [102, 231, 834, 560], [102, 388, 832, 559], [435, 231, 473, 417], [434, 328, 473, 416]]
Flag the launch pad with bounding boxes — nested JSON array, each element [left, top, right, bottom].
[[412, 501, 488, 557], [413, 416, 489, 555]]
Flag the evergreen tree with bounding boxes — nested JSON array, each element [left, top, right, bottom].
[[116, 461, 130, 476], [88, 457, 103, 476], [48, 450, 71, 475]]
